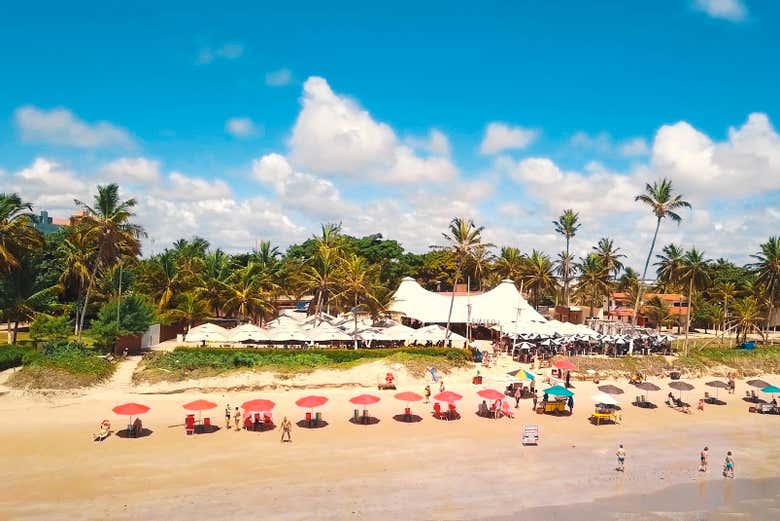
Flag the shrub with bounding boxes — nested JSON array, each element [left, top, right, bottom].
[[7, 340, 115, 388], [29, 314, 72, 342], [0, 346, 34, 371]]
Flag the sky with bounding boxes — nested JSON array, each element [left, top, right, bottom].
[[1, 0, 779, 269]]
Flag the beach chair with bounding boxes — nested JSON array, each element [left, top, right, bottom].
[[315, 412, 322, 426], [353, 409, 360, 422], [305, 412, 313, 426], [501, 402, 514, 419], [185, 415, 195, 435], [433, 402, 446, 420], [203, 417, 211, 430], [93, 420, 111, 442], [448, 402, 457, 420], [522, 424, 540, 445], [263, 413, 273, 428]]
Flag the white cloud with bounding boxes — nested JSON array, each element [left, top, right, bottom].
[[288, 76, 456, 184], [196, 43, 244, 65], [225, 117, 260, 138], [651, 112, 780, 199], [570, 131, 649, 157], [479, 122, 538, 155], [265, 68, 293, 87], [101, 157, 160, 184], [15, 106, 135, 149], [166, 172, 232, 201], [406, 129, 451, 156], [693, 0, 747, 22]]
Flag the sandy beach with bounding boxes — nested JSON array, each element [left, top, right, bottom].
[[1, 355, 779, 521]]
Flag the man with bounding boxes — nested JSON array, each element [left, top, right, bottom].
[[568, 395, 574, 413], [723, 451, 734, 478], [281, 416, 292, 443], [225, 404, 231, 430], [616, 444, 626, 472], [699, 446, 709, 472], [424, 385, 431, 404], [234, 407, 242, 431], [439, 380, 445, 393], [532, 391, 538, 412], [514, 386, 522, 408]]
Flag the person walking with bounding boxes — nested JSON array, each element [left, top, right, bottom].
[[234, 407, 242, 431], [567, 395, 574, 413], [723, 451, 735, 478], [439, 380, 445, 393], [423, 385, 431, 404], [699, 446, 709, 472], [531, 391, 538, 412], [280, 416, 292, 443], [616, 444, 626, 472], [514, 386, 522, 408], [225, 404, 231, 430]]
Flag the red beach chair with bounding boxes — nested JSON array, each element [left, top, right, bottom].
[[448, 402, 457, 419], [433, 402, 447, 420], [185, 415, 195, 435], [501, 402, 514, 419]]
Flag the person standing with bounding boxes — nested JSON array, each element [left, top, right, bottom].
[[280, 416, 292, 442], [565, 371, 571, 389], [225, 404, 231, 430], [699, 447, 709, 472], [439, 380, 445, 393], [514, 386, 522, 408], [616, 444, 626, 472], [423, 384, 431, 404], [234, 407, 241, 431], [723, 451, 735, 478], [568, 395, 574, 413], [532, 391, 538, 412]]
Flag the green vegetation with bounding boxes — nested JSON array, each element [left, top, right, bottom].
[[89, 294, 156, 350], [7, 341, 115, 389], [135, 346, 471, 383], [0, 345, 34, 371], [29, 314, 72, 342]]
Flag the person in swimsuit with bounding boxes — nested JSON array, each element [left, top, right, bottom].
[[234, 407, 241, 431], [280, 416, 292, 442], [225, 404, 231, 430], [616, 444, 626, 472], [723, 451, 734, 478], [699, 446, 709, 472]]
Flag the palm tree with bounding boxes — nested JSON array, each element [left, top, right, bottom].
[[333, 253, 382, 348], [632, 179, 691, 324], [552, 209, 581, 304], [438, 217, 492, 338], [644, 296, 673, 332], [495, 247, 525, 283], [73, 184, 145, 336], [520, 250, 557, 308], [731, 297, 763, 343], [199, 249, 232, 317], [593, 238, 625, 278], [0, 258, 59, 343], [302, 246, 339, 322], [712, 281, 737, 340], [678, 248, 710, 354], [0, 193, 44, 273], [654, 244, 685, 293], [465, 244, 495, 291], [617, 268, 639, 292], [750, 237, 780, 336], [167, 292, 210, 331], [574, 254, 611, 319], [222, 265, 272, 323], [554, 251, 574, 304]]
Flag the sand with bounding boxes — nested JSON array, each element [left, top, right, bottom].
[[1, 354, 779, 520]]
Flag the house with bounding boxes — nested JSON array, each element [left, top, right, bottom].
[[608, 292, 688, 326]]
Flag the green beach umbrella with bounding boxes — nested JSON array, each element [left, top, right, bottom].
[[761, 385, 780, 394], [543, 385, 573, 397]]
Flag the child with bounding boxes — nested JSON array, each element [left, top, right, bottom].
[[616, 444, 626, 472], [723, 451, 734, 478]]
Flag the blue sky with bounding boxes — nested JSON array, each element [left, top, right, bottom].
[[1, 0, 779, 266]]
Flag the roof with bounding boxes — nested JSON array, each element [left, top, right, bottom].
[[388, 277, 546, 329]]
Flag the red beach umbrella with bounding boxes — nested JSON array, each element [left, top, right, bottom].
[[242, 399, 276, 412], [477, 389, 505, 401], [433, 391, 463, 403], [296, 395, 329, 408], [349, 394, 381, 406], [554, 360, 577, 371], [394, 391, 423, 402], [182, 399, 217, 411], [112, 403, 150, 416]]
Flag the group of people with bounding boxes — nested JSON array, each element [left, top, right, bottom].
[[615, 445, 735, 478], [224, 404, 293, 442]]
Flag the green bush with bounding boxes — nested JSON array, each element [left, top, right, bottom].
[[0, 346, 35, 370], [29, 314, 72, 342], [7, 340, 115, 388]]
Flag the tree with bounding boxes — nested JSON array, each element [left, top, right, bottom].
[[632, 179, 691, 325], [521, 250, 557, 307], [222, 264, 272, 323], [29, 314, 72, 342], [730, 297, 763, 343], [333, 253, 382, 348], [0, 258, 59, 343], [711, 281, 737, 340], [464, 244, 494, 291], [552, 209, 580, 304], [495, 247, 525, 283], [678, 248, 710, 354], [0, 193, 44, 273], [593, 238, 625, 278], [438, 217, 492, 339], [166, 292, 210, 331], [654, 244, 685, 293], [73, 184, 145, 336], [574, 254, 611, 319], [644, 296, 672, 332], [750, 237, 780, 335], [89, 294, 156, 351], [199, 249, 232, 317], [554, 251, 574, 304]]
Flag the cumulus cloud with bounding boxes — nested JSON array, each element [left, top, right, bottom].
[[265, 68, 293, 87], [225, 117, 260, 138], [570, 131, 649, 157], [166, 172, 232, 201], [406, 129, 451, 156], [101, 157, 160, 184], [288, 76, 457, 184], [479, 122, 538, 155], [15, 106, 135, 149], [196, 43, 244, 64], [692, 0, 747, 22]]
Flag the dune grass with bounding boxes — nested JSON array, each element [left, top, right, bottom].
[[135, 347, 472, 383], [6, 341, 115, 389]]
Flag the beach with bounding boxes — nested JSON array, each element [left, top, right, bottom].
[[1, 356, 779, 521]]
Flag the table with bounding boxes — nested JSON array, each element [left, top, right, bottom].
[[543, 401, 567, 413], [590, 412, 615, 425]]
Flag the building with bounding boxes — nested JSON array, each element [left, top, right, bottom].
[[608, 292, 688, 326], [30, 210, 69, 234]]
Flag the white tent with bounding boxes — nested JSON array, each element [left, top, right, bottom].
[[380, 323, 417, 341], [307, 323, 352, 342], [266, 327, 311, 342], [229, 323, 267, 342], [185, 323, 229, 343], [408, 324, 467, 344]]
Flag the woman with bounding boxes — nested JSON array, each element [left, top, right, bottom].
[[225, 404, 231, 430], [234, 407, 242, 431], [280, 416, 292, 443]]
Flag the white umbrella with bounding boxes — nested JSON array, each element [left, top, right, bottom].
[[185, 323, 229, 343], [229, 323, 267, 342], [591, 393, 619, 406], [539, 339, 552, 346]]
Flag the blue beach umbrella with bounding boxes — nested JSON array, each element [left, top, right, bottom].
[[761, 385, 780, 395], [543, 385, 574, 397]]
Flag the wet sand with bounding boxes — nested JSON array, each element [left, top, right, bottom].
[[1, 358, 779, 520]]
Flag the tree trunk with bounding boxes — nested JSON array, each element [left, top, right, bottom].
[[6, 319, 11, 344], [353, 294, 359, 350], [77, 258, 102, 337], [444, 266, 460, 341], [684, 277, 693, 355], [12, 321, 19, 345], [632, 217, 662, 326], [564, 237, 570, 305]]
